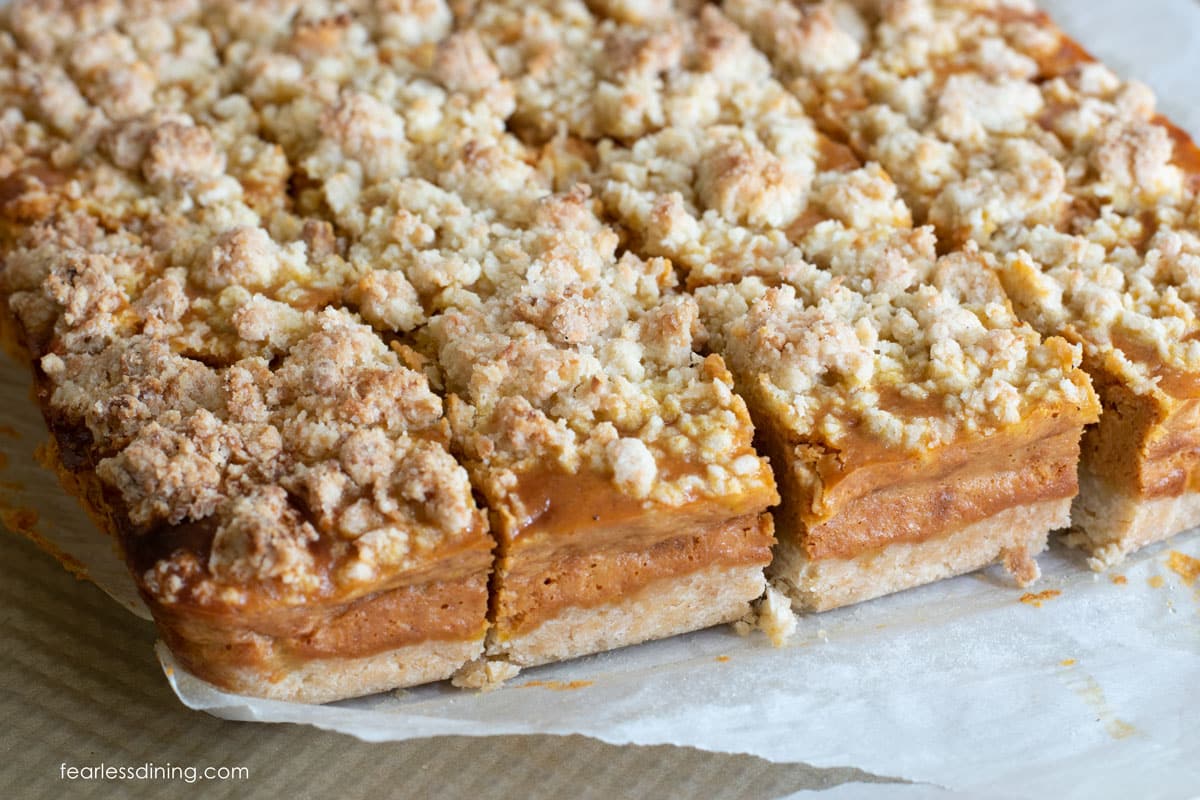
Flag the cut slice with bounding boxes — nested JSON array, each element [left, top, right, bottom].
[[28, 303, 494, 702], [485, 474, 775, 665], [427, 189, 779, 665], [472, 0, 1099, 609], [1001, 226, 1200, 567], [695, 246, 1099, 611]]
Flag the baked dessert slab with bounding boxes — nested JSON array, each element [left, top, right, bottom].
[[3, 0, 1195, 704], [725, 0, 1200, 569], [0, 0, 789, 698]]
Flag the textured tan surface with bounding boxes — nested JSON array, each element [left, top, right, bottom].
[[0, 531, 896, 799], [1069, 468, 1200, 569], [772, 498, 1067, 612], [488, 563, 764, 667], [215, 635, 485, 705]]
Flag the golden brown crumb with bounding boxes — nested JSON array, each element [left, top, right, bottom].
[[1166, 552, 1200, 585], [1019, 589, 1062, 608]]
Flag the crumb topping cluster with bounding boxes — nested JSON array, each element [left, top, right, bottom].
[[696, 244, 1091, 453], [426, 187, 771, 514], [472, 0, 1093, 453], [727, 0, 1200, 402]]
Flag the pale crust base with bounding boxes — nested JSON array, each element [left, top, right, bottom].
[[770, 498, 1069, 612], [1067, 468, 1200, 570], [207, 636, 486, 704], [485, 563, 765, 667]]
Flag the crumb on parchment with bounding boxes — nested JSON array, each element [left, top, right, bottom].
[[450, 658, 522, 692], [734, 584, 796, 646], [1166, 551, 1200, 584], [1019, 589, 1062, 608]]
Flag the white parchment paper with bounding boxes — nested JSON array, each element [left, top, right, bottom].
[[3, 2, 1200, 797]]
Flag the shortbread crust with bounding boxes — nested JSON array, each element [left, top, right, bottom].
[[773, 498, 1064, 612], [489, 561, 768, 668]]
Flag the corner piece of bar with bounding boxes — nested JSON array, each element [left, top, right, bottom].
[[722, 0, 1200, 567], [0, 1, 499, 702]]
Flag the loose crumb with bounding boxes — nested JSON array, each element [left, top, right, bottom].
[[1019, 589, 1062, 608], [715, 655, 731, 663], [1148, 575, 1165, 589], [1060, 658, 1076, 667], [518, 680, 594, 691], [1002, 545, 1041, 587], [734, 584, 797, 645], [1166, 552, 1200, 585], [450, 658, 521, 692], [1110, 575, 1127, 585]]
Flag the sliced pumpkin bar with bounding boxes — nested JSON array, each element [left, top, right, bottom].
[[1002, 57, 1200, 566], [999, 215, 1200, 568], [224, 8, 782, 667], [693, 241, 1098, 610], [423, 189, 778, 666], [0, 4, 495, 701], [4, 233, 494, 702]]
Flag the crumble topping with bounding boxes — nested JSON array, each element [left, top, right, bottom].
[[728, 0, 1197, 405], [696, 242, 1091, 454], [0, 0, 783, 609], [42, 306, 478, 605], [472, 0, 1092, 458], [997, 218, 1200, 396], [427, 188, 775, 513]]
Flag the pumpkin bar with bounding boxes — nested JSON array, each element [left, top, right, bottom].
[[694, 246, 1097, 610], [0, 1, 496, 702], [421, 188, 778, 667], [1, 216, 494, 702], [727, 0, 1200, 567], [248, 5, 779, 667], [1004, 46, 1200, 566], [0, 0, 779, 696]]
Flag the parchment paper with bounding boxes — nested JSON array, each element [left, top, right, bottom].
[[3, 1, 1200, 797]]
